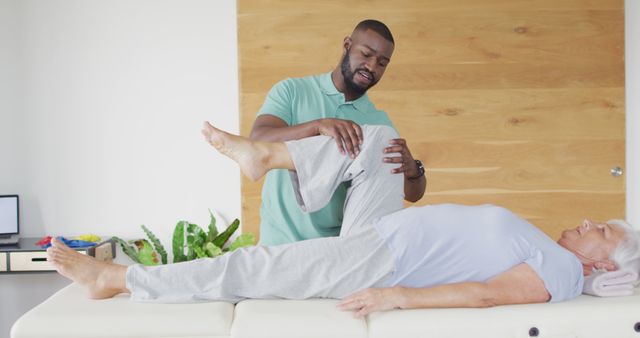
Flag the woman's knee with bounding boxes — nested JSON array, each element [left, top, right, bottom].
[[361, 125, 400, 150]]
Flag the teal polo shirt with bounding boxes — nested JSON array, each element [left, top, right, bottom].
[[257, 72, 394, 245]]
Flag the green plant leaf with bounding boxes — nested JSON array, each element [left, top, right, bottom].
[[172, 221, 187, 263], [205, 242, 223, 257], [112, 236, 140, 263], [186, 222, 208, 261], [228, 233, 256, 251], [187, 223, 206, 247], [207, 209, 218, 241], [134, 239, 160, 266], [141, 224, 167, 264], [212, 219, 240, 248], [194, 246, 207, 259]]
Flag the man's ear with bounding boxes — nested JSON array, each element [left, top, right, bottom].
[[343, 37, 352, 53], [594, 260, 618, 272]]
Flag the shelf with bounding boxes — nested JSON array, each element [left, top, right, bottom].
[[0, 237, 115, 273]]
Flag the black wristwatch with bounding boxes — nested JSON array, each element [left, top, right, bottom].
[[407, 159, 425, 181]]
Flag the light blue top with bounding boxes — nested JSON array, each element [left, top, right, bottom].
[[373, 204, 584, 302], [257, 72, 394, 245]]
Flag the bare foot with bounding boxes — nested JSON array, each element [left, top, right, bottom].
[[47, 238, 128, 299], [201, 122, 271, 181]]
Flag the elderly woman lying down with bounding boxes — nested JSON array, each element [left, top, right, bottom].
[[47, 124, 640, 318]]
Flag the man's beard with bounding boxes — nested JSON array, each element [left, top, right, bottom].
[[340, 49, 376, 97]]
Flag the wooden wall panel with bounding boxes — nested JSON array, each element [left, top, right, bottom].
[[238, 0, 625, 240]]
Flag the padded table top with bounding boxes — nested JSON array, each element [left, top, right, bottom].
[[11, 283, 235, 338], [11, 283, 640, 338]]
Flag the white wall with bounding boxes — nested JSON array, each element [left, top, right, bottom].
[[626, 0, 639, 229], [18, 0, 241, 242], [0, 1, 240, 336], [0, 0, 23, 195]]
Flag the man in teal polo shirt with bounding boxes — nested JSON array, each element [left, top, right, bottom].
[[250, 19, 426, 245]]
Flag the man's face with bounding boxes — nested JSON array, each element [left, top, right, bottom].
[[340, 29, 394, 96], [558, 219, 625, 265]]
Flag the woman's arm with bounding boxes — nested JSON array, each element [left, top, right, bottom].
[[338, 263, 550, 318]]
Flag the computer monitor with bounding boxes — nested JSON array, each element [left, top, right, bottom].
[[0, 195, 19, 244]]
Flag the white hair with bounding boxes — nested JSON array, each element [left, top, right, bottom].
[[607, 219, 640, 273]]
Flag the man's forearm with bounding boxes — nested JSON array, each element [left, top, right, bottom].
[[250, 120, 320, 142], [395, 282, 498, 309], [404, 176, 426, 202]]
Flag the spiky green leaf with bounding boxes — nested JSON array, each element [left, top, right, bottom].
[[141, 224, 167, 264], [112, 236, 140, 263]]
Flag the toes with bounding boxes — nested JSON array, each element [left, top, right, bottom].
[[47, 239, 79, 264], [47, 246, 62, 261], [203, 121, 215, 133], [51, 237, 73, 252], [51, 237, 62, 247], [46, 248, 56, 262]]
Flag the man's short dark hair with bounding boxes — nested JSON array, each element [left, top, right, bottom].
[[354, 19, 394, 44]]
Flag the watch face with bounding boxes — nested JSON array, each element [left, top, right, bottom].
[[410, 160, 425, 180]]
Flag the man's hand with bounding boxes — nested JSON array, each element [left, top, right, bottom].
[[337, 287, 403, 318], [383, 138, 418, 177], [316, 118, 363, 158]]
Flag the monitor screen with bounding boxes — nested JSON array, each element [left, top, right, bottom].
[[0, 195, 19, 236]]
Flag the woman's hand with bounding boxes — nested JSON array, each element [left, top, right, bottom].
[[337, 287, 404, 318]]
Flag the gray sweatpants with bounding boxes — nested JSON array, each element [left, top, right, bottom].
[[126, 125, 405, 303]]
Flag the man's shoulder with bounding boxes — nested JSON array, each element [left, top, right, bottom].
[[358, 101, 393, 126], [367, 104, 389, 116], [276, 73, 326, 90]]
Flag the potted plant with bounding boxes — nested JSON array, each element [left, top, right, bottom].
[[113, 210, 255, 265]]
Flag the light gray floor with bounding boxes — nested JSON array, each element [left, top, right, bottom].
[[0, 273, 71, 338]]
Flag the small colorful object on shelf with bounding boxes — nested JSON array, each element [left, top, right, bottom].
[[74, 234, 101, 243], [36, 236, 98, 249], [35, 236, 52, 247]]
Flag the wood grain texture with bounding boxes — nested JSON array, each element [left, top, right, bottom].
[[238, 0, 624, 239]]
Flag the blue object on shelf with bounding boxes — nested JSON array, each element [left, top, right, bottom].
[[41, 236, 97, 249]]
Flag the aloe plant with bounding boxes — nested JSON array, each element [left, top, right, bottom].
[[113, 211, 255, 266], [212, 219, 239, 248]]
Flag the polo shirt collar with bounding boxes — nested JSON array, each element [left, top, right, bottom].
[[320, 72, 372, 112]]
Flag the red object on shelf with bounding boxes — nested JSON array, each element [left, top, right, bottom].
[[35, 236, 52, 246]]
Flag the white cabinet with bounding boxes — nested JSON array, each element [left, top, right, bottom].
[[0, 252, 6, 271], [0, 238, 114, 273]]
